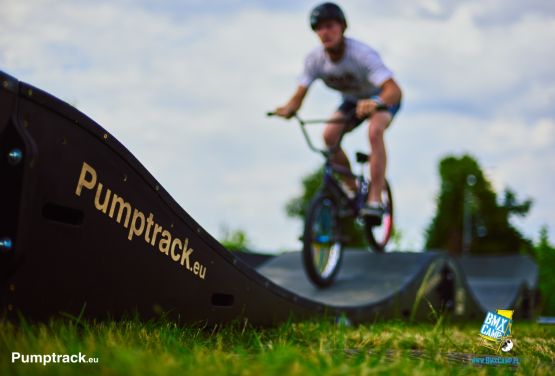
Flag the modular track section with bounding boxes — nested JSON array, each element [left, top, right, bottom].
[[0, 71, 538, 325], [450, 255, 538, 320]]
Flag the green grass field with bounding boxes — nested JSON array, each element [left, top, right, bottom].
[[1, 316, 553, 375]]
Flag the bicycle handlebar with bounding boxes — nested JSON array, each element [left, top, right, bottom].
[[267, 104, 388, 124], [267, 111, 345, 125], [267, 105, 388, 157], [267, 112, 329, 155]]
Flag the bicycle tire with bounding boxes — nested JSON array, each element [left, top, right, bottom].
[[364, 179, 394, 252], [302, 193, 344, 287]]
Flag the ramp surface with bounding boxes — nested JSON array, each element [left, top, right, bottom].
[[0, 70, 538, 325], [257, 251, 441, 307], [455, 255, 538, 317]]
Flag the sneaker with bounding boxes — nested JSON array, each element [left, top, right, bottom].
[[360, 202, 383, 225]]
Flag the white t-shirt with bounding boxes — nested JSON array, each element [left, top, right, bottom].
[[298, 37, 393, 101]]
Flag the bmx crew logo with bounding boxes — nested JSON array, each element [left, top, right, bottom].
[[74, 161, 207, 280], [479, 310, 514, 353]]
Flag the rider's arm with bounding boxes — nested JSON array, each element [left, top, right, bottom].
[[356, 79, 402, 118], [275, 85, 309, 118], [375, 78, 402, 106]]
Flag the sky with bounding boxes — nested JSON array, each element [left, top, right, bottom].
[[1, 0, 554, 252]]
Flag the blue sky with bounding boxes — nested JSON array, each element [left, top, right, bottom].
[[1, 0, 554, 251]]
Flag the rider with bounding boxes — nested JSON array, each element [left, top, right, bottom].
[[274, 2, 402, 223]]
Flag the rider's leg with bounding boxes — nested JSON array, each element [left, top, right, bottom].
[[368, 111, 392, 204], [323, 111, 357, 191]]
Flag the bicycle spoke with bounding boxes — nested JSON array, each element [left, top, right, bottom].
[[303, 195, 344, 286]]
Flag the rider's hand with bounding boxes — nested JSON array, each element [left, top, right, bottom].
[[356, 99, 379, 119], [274, 105, 296, 119]]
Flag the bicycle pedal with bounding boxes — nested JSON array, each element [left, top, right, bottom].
[[364, 215, 383, 226]]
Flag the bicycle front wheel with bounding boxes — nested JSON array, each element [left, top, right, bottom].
[[365, 179, 394, 252], [302, 194, 343, 287]]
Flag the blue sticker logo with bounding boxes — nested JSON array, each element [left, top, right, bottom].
[[479, 310, 514, 353]]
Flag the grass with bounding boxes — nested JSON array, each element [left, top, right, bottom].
[[1, 316, 553, 375]]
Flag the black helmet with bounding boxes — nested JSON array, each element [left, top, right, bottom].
[[309, 2, 347, 31]]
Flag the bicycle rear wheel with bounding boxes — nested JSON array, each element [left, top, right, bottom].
[[364, 179, 393, 252], [302, 193, 343, 287]]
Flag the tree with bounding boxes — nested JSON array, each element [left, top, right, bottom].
[[425, 154, 532, 255], [534, 226, 555, 315], [219, 226, 250, 252]]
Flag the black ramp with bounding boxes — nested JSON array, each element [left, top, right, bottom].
[[459, 255, 538, 290], [0, 70, 323, 326], [258, 251, 445, 307], [455, 255, 538, 318], [0, 70, 538, 325]]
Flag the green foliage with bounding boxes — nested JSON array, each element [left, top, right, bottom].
[[389, 228, 404, 251], [425, 154, 533, 255], [219, 226, 250, 252], [1, 318, 554, 375], [534, 226, 555, 315], [285, 168, 324, 219], [285, 167, 366, 247]]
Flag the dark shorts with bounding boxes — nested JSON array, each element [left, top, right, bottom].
[[338, 97, 401, 131]]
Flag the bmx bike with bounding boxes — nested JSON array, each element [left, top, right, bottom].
[[268, 110, 394, 287]]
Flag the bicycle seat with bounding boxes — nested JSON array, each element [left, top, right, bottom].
[[355, 152, 369, 164]]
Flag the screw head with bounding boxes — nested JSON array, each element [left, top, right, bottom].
[[0, 238, 13, 252], [466, 174, 477, 186], [8, 149, 23, 166]]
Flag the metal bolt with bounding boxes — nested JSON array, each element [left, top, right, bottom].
[[477, 225, 488, 238], [466, 174, 477, 186], [0, 238, 13, 252], [7, 149, 23, 166]]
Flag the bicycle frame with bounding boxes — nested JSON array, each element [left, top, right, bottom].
[[267, 108, 390, 213], [289, 113, 369, 215], [294, 113, 394, 251], [269, 109, 394, 286]]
